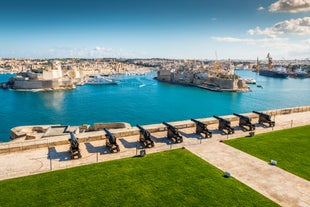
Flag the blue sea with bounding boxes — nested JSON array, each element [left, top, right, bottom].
[[1, 70, 310, 142]]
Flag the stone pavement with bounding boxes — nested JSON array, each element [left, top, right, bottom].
[[187, 140, 310, 207], [0, 111, 310, 206], [186, 112, 310, 207]]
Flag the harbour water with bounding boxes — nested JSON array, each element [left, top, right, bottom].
[[1, 70, 310, 142]]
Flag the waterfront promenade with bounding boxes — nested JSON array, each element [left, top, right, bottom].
[[0, 111, 310, 206]]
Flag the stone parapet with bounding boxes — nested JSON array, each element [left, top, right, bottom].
[[1, 105, 310, 154]]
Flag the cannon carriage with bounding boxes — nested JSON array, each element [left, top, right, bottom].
[[191, 118, 212, 138], [103, 128, 120, 153], [68, 132, 82, 159], [253, 111, 275, 127], [136, 125, 155, 148], [213, 116, 235, 134], [162, 122, 183, 143], [233, 113, 255, 131]]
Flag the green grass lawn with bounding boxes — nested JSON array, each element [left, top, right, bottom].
[[0, 149, 278, 207], [225, 125, 310, 181]]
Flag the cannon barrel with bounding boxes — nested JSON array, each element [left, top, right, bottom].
[[136, 124, 144, 131], [191, 118, 205, 126], [103, 128, 116, 142], [213, 115, 230, 124], [69, 132, 79, 146], [213, 115, 222, 120], [233, 113, 249, 120], [252, 110, 262, 115], [103, 128, 114, 138], [136, 125, 151, 137], [253, 111, 270, 118], [162, 122, 175, 129], [213, 115, 229, 122]]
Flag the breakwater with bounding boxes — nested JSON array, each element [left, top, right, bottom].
[[1, 105, 309, 154]]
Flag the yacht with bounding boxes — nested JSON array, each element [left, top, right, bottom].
[[244, 78, 256, 84], [86, 75, 118, 85]]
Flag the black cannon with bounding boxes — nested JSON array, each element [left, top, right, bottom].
[[69, 132, 81, 159], [191, 118, 212, 138], [213, 116, 235, 134], [136, 125, 155, 148], [103, 128, 120, 153], [233, 113, 255, 131], [253, 111, 275, 127], [162, 122, 183, 143]]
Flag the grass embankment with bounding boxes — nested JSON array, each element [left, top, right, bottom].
[[225, 125, 310, 181], [0, 149, 278, 207]]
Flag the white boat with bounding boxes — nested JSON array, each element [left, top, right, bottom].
[[244, 78, 256, 84], [86, 75, 118, 85]]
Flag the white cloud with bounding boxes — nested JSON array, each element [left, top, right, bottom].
[[211, 37, 253, 43], [269, 0, 310, 13], [211, 36, 288, 44], [211, 35, 310, 58], [248, 17, 310, 36], [257, 6, 265, 11]]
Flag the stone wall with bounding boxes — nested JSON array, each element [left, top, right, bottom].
[[13, 80, 55, 89], [13, 79, 74, 90], [1, 105, 310, 154], [157, 70, 171, 82]]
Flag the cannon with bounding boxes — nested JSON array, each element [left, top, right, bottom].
[[191, 119, 212, 138], [162, 122, 183, 143], [136, 125, 155, 148], [68, 132, 81, 159], [233, 113, 255, 131], [213, 116, 235, 134], [103, 128, 120, 153], [253, 111, 275, 127]]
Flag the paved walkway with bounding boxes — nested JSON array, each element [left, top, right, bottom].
[[187, 140, 310, 207], [185, 112, 310, 207], [1, 111, 310, 206]]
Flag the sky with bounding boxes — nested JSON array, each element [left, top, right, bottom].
[[0, 0, 310, 59]]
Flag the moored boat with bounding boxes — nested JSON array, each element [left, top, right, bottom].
[[86, 75, 118, 85], [290, 68, 308, 78], [259, 53, 288, 79], [244, 78, 256, 84]]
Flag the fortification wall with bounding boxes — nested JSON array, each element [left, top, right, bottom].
[[13, 80, 55, 89], [1, 105, 310, 154]]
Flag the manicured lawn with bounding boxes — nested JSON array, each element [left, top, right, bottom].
[[0, 149, 278, 207], [225, 125, 310, 181]]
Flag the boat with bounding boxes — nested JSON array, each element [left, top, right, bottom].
[[259, 53, 289, 78], [259, 67, 289, 78], [290, 68, 308, 78], [86, 75, 118, 85], [244, 78, 256, 84]]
